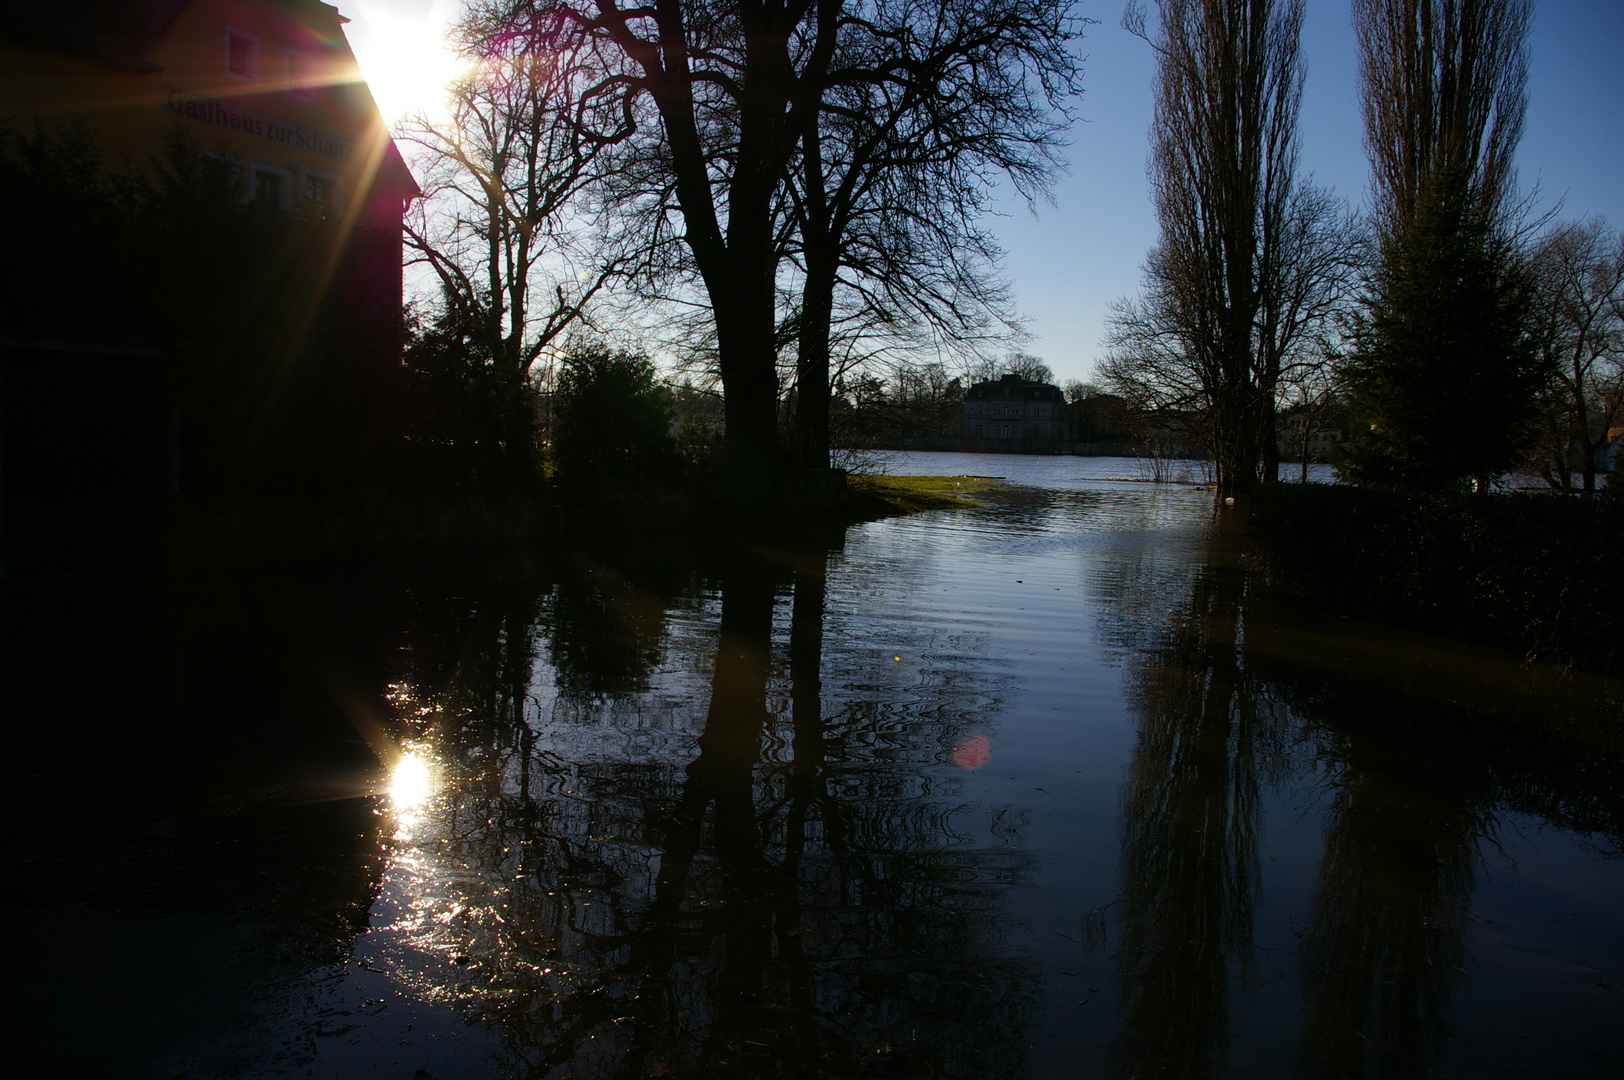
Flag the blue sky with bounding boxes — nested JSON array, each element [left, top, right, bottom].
[[345, 0, 1624, 385]]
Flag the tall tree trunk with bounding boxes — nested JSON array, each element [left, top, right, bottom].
[[793, 117, 834, 472], [704, 242, 782, 497], [795, 264, 834, 472], [1259, 395, 1280, 483]]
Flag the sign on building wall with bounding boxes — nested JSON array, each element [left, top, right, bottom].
[[164, 87, 353, 162]]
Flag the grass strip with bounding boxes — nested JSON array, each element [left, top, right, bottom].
[[847, 474, 1000, 514]]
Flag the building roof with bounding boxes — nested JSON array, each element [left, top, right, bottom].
[[0, 0, 190, 69], [963, 373, 1064, 402], [2, 0, 418, 198]]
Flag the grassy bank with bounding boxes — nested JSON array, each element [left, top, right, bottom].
[[1250, 484, 1623, 675], [846, 474, 1000, 515]]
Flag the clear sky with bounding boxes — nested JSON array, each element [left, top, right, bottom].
[[342, 0, 1624, 386]]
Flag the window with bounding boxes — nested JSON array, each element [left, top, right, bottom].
[[253, 171, 281, 207], [300, 169, 340, 216], [250, 164, 290, 210], [287, 49, 315, 99], [226, 28, 260, 81]]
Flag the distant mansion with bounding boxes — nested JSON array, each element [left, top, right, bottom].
[[962, 374, 1066, 451]]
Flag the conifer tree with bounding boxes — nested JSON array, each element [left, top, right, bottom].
[[1339, 165, 1541, 487], [1339, 0, 1542, 490]]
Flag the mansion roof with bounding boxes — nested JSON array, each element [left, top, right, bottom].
[[964, 373, 1064, 402]]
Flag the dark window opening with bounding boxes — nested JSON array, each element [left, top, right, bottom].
[[253, 172, 282, 208], [228, 32, 257, 79]]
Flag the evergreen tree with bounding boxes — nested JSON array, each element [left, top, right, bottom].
[[1339, 170, 1542, 488], [1339, 0, 1540, 490]]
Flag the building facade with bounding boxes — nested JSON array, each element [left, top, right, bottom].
[[962, 374, 1067, 452], [1, 0, 419, 506], [1, 0, 417, 341]]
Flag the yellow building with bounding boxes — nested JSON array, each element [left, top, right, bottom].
[[0, 0, 424, 528], [0, 0, 417, 233]]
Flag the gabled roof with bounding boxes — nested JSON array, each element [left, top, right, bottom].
[[0, 0, 191, 70]]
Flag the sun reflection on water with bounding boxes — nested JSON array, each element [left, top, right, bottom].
[[389, 749, 434, 812]]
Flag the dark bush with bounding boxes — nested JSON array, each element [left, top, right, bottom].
[[550, 347, 677, 484], [399, 301, 543, 483], [1251, 485, 1623, 674]]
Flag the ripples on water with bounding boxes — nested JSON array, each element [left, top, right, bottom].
[[1, 454, 1619, 1078]]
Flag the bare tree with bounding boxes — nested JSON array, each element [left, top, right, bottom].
[[1355, 0, 1527, 238], [965, 351, 1056, 385], [401, 33, 622, 469], [467, 0, 848, 496], [784, 0, 1083, 469], [1106, 0, 1346, 494], [1528, 220, 1624, 492]]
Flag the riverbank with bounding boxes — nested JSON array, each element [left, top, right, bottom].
[[845, 474, 1000, 514], [1250, 484, 1624, 675], [1, 469, 981, 581]]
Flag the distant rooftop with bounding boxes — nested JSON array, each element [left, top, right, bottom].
[[964, 373, 1063, 401]]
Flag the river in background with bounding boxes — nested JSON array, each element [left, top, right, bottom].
[[2, 452, 1619, 1078]]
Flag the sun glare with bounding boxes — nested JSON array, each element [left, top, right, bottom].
[[389, 750, 435, 810], [345, 0, 470, 126]]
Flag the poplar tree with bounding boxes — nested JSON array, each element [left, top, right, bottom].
[[1104, 0, 1348, 495], [1338, 0, 1543, 490]]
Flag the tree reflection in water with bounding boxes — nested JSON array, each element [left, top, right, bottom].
[[1107, 519, 1280, 1079], [374, 540, 1038, 1078], [1292, 745, 1482, 1080], [1098, 503, 1624, 1080], [1101, 516, 1485, 1080]]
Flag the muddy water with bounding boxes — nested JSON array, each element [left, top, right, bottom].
[[2, 454, 1619, 1078]]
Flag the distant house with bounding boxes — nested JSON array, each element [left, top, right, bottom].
[[962, 374, 1067, 452], [1306, 426, 1345, 460]]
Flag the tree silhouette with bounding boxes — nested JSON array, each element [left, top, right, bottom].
[[784, 0, 1082, 469], [1338, 0, 1541, 490], [1106, 0, 1352, 496]]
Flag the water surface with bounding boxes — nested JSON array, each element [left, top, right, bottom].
[[2, 453, 1619, 1078]]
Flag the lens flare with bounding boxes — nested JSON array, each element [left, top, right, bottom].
[[952, 734, 992, 771]]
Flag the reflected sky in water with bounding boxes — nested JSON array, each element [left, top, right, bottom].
[[2, 454, 1621, 1078]]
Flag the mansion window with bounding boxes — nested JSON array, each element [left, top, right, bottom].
[[251, 165, 291, 210], [303, 173, 335, 210]]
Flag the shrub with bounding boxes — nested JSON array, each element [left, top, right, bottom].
[[550, 346, 677, 484], [1251, 484, 1624, 674]]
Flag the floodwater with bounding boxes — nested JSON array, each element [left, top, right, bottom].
[[2, 453, 1620, 1079]]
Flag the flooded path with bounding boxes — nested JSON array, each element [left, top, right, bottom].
[[2, 454, 1620, 1078]]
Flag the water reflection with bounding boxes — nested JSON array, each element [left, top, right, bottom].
[[389, 748, 435, 811], [1107, 520, 1281, 1079], [368, 540, 1039, 1078], [1294, 752, 1482, 1079], [6, 468, 1621, 1076], [1094, 502, 1624, 1080]]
